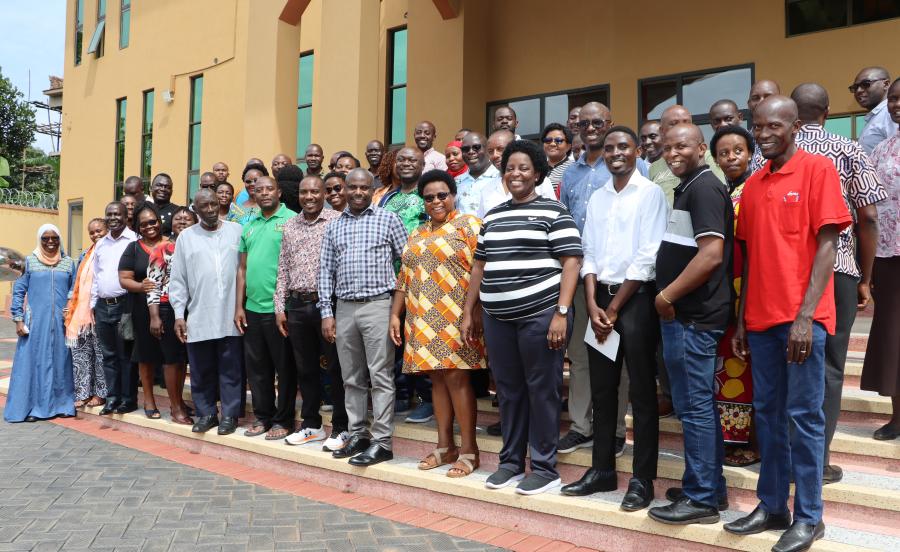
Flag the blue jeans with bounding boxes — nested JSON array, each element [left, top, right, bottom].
[[748, 322, 826, 525], [661, 319, 726, 508]]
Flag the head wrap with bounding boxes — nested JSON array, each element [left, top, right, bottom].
[[34, 223, 62, 266], [445, 141, 468, 178]]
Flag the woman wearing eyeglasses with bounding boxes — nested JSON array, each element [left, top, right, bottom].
[[6, 224, 76, 422], [388, 169, 486, 477], [541, 123, 574, 198]]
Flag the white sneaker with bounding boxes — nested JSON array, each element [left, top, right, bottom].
[[323, 430, 350, 452], [285, 426, 326, 446]]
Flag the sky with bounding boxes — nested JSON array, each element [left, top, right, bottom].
[[0, 0, 67, 152]]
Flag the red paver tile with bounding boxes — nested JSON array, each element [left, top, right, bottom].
[[345, 496, 394, 514], [535, 541, 576, 552], [446, 520, 488, 538], [569, 547, 600, 552], [510, 535, 553, 552], [467, 526, 509, 544], [329, 492, 362, 507], [487, 530, 529, 548], [405, 510, 448, 528], [426, 516, 467, 532], [373, 503, 414, 521]]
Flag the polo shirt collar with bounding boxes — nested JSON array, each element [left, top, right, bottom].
[[259, 203, 290, 221], [675, 165, 711, 194]]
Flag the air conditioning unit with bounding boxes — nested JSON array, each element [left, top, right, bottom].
[[162, 90, 175, 103]]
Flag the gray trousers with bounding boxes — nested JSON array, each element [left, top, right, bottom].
[[570, 283, 629, 439], [823, 272, 859, 465], [335, 298, 395, 449]]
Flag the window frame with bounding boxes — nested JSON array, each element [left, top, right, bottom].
[[785, 0, 900, 37], [296, 50, 314, 162], [67, 200, 84, 258], [74, 0, 84, 65], [485, 84, 611, 141], [385, 25, 408, 148], [186, 75, 204, 202], [119, 0, 131, 49], [141, 89, 154, 185], [88, 0, 107, 57], [113, 97, 127, 199]]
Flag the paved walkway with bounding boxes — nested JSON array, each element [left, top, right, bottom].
[[0, 416, 501, 552]]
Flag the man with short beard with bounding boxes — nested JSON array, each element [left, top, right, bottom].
[[304, 144, 325, 177], [212, 162, 230, 184], [150, 173, 182, 236], [455, 132, 499, 216]]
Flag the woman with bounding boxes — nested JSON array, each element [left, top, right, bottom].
[[444, 141, 468, 179], [389, 170, 486, 477], [5, 224, 76, 422], [119, 203, 170, 419], [711, 124, 759, 466], [66, 218, 109, 408], [229, 166, 265, 225], [461, 140, 582, 495], [862, 77, 900, 441], [373, 149, 399, 206], [146, 206, 196, 424], [334, 153, 360, 176], [324, 171, 348, 212], [121, 194, 137, 228], [216, 182, 235, 221], [541, 123, 574, 198]]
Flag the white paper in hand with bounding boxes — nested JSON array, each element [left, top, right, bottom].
[[584, 324, 620, 361]]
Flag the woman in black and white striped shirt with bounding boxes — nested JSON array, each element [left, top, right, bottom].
[[461, 140, 582, 496]]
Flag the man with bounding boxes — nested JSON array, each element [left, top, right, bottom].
[[492, 105, 521, 139], [487, 129, 515, 172], [725, 96, 852, 552], [649, 105, 726, 207], [380, 148, 432, 423], [851, 66, 897, 154], [318, 168, 408, 466], [790, 83, 886, 484], [199, 171, 217, 191], [562, 126, 667, 512], [559, 102, 650, 456], [709, 99, 744, 130], [413, 121, 448, 171], [478, 129, 556, 215], [455, 132, 499, 215], [304, 144, 325, 177], [748, 80, 782, 172], [567, 106, 582, 138], [212, 162, 230, 184], [123, 176, 147, 203], [365, 140, 385, 175], [271, 153, 292, 178], [640, 121, 663, 163], [275, 176, 349, 451], [170, 189, 244, 435], [646, 124, 733, 526], [91, 202, 138, 415], [150, 173, 182, 236], [234, 176, 298, 440]]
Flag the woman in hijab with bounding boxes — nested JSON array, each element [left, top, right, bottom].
[[5, 224, 77, 422]]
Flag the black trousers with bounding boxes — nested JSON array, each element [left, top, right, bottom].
[[588, 285, 659, 480], [823, 272, 859, 464], [186, 336, 244, 418], [94, 299, 137, 408], [244, 310, 295, 428], [286, 297, 348, 432]]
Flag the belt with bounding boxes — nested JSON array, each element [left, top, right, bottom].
[[599, 282, 656, 296], [340, 292, 391, 303], [289, 290, 319, 303], [102, 296, 123, 305]]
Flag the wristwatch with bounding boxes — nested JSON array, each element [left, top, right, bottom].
[[556, 304, 569, 316]]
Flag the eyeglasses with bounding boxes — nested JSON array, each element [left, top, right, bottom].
[[244, 178, 257, 184], [848, 79, 887, 93], [40, 236, 60, 242], [139, 219, 160, 228], [542, 137, 567, 145], [460, 144, 483, 154], [325, 185, 342, 193], [577, 119, 611, 130], [422, 192, 451, 203]]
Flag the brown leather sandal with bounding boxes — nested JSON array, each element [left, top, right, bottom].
[[447, 453, 479, 478], [417, 447, 459, 470]]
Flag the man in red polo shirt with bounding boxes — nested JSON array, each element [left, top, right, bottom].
[[724, 96, 852, 552]]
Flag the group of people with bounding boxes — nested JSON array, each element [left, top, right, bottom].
[[6, 63, 900, 552]]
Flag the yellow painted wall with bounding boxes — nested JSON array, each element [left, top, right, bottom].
[[0, 206, 60, 313]]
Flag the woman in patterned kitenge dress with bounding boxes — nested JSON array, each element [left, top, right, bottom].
[[389, 170, 486, 478]]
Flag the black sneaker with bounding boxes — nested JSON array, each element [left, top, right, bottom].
[[615, 436, 626, 458], [515, 473, 561, 496], [558, 431, 593, 454], [485, 468, 525, 489]]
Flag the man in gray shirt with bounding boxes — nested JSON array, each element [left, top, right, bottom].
[[169, 189, 244, 436], [851, 66, 898, 155]]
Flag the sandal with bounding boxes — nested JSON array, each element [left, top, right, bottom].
[[265, 425, 290, 440], [724, 447, 760, 467], [86, 397, 105, 408], [144, 407, 161, 419], [244, 422, 270, 437], [417, 447, 458, 470], [447, 453, 479, 478], [74, 400, 86, 408], [171, 413, 194, 425]]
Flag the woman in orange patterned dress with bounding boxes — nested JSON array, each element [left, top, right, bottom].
[[389, 170, 486, 478]]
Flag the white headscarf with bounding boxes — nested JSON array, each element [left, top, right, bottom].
[[33, 223, 63, 264]]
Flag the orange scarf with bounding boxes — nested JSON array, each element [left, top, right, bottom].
[[65, 244, 97, 346]]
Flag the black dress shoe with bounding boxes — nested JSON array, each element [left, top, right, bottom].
[[560, 468, 617, 496], [649, 497, 719, 525], [115, 404, 138, 415], [192, 415, 219, 433], [723, 505, 792, 535], [332, 435, 370, 459], [620, 477, 654, 512], [348, 444, 393, 467], [99, 403, 119, 416], [772, 521, 825, 552], [873, 423, 900, 441], [217, 417, 238, 435], [665, 487, 729, 511], [24, 416, 38, 423], [822, 464, 843, 484]]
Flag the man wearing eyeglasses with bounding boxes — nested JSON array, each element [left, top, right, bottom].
[[851, 66, 896, 155], [455, 132, 499, 216]]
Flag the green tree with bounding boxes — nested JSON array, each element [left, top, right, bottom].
[[0, 66, 37, 184]]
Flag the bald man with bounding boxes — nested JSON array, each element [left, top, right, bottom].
[[649, 105, 725, 207], [455, 132, 499, 216], [724, 96, 852, 550], [414, 121, 448, 172], [708, 100, 744, 131], [791, 83, 886, 485], [748, 81, 782, 172], [851, 66, 897, 154]]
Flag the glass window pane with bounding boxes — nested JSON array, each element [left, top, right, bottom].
[[189, 125, 202, 170], [98, 0, 107, 17], [75, 30, 83, 65], [143, 91, 153, 132], [117, 99, 127, 140], [825, 115, 853, 139], [115, 142, 125, 182], [296, 107, 312, 160], [567, 88, 610, 112], [698, 124, 715, 145], [507, 98, 540, 137], [119, 9, 130, 48], [298, 54, 314, 106], [787, 0, 848, 35], [122, 0, 130, 7], [544, 94, 569, 127], [87, 19, 106, 54], [642, 79, 677, 121], [76, 0, 84, 23], [141, 137, 152, 180], [188, 173, 200, 201], [682, 67, 752, 117], [391, 29, 407, 86], [390, 87, 406, 145], [854, 114, 867, 139], [191, 77, 203, 122], [853, 0, 900, 23]]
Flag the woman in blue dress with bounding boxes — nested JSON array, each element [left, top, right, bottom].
[[5, 224, 76, 422]]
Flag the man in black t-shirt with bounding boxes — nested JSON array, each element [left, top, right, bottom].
[[647, 124, 734, 526], [150, 173, 182, 237]]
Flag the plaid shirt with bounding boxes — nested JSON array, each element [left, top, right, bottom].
[[273, 208, 340, 314], [794, 124, 887, 277], [317, 205, 408, 318]]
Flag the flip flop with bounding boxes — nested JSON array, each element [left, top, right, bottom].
[[265, 425, 290, 440], [244, 422, 270, 437]]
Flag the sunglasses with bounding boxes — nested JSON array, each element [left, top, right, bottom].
[[848, 79, 887, 93], [139, 219, 160, 228], [460, 144, 483, 154], [422, 191, 451, 203], [325, 185, 342, 193], [40, 236, 60, 242], [577, 119, 611, 130], [542, 137, 567, 145], [244, 178, 257, 184]]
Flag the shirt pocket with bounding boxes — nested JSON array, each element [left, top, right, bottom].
[[778, 202, 802, 235]]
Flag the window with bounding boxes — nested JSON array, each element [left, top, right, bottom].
[[386, 27, 407, 146], [141, 90, 154, 184], [113, 97, 127, 198], [187, 75, 204, 201], [296, 52, 314, 163], [486, 85, 610, 141], [120, 0, 131, 49], [786, 0, 900, 36], [68, 201, 84, 258], [639, 64, 753, 143], [74, 0, 84, 65], [825, 113, 868, 140], [87, 0, 106, 57]]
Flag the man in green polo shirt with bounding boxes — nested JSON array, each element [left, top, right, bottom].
[[235, 176, 297, 440]]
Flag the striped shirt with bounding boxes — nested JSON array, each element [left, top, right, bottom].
[[547, 158, 573, 197], [475, 197, 582, 321]]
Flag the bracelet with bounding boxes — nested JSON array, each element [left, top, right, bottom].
[[659, 290, 673, 304]]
